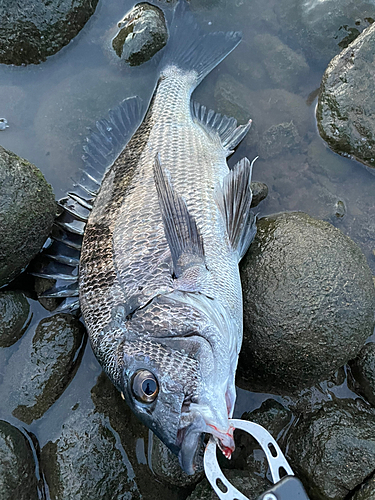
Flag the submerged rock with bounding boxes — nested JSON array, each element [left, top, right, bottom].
[[286, 399, 375, 500], [0, 146, 56, 287], [250, 182, 268, 208], [0, 314, 85, 424], [350, 343, 375, 407], [0, 421, 39, 500], [238, 212, 375, 394], [0, 0, 99, 65], [0, 291, 30, 348], [317, 22, 375, 169], [112, 3, 168, 66]]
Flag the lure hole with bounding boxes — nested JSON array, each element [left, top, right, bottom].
[[268, 442, 278, 457], [216, 478, 228, 493]]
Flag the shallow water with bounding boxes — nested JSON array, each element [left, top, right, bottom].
[[0, 0, 374, 496]]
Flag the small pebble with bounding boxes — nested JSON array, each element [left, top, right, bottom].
[[0, 118, 9, 130]]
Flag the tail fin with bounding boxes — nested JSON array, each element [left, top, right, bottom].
[[161, 0, 241, 86]]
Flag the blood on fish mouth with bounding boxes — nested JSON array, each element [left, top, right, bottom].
[[207, 423, 235, 459]]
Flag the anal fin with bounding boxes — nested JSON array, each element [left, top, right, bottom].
[[214, 157, 257, 261], [192, 101, 252, 154], [153, 155, 205, 281]]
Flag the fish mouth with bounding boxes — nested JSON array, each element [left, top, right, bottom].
[[176, 406, 235, 475]]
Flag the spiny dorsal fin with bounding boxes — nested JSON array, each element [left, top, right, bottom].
[[153, 155, 205, 278], [214, 157, 257, 261], [192, 101, 252, 154]]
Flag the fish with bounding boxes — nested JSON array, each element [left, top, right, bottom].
[[34, 0, 257, 475]]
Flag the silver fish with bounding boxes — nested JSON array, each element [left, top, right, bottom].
[[78, 0, 256, 474]]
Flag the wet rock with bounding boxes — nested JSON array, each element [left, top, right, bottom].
[[275, 0, 375, 66], [0, 420, 39, 500], [253, 34, 309, 90], [0, 118, 8, 130], [0, 291, 30, 347], [41, 373, 189, 500], [250, 182, 268, 208], [350, 343, 375, 407], [352, 475, 375, 500], [335, 200, 346, 219], [286, 399, 375, 500], [150, 435, 202, 487], [0, 314, 85, 424], [34, 277, 61, 312], [112, 3, 168, 66], [238, 212, 375, 394], [0, 146, 57, 287], [317, 22, 375, 169], [187, 470, 270, 500], [0, 0, 99, 65]]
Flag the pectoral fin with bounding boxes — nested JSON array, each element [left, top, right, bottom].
[[214, 157, 257, 261], [153, 155, 205, 280]]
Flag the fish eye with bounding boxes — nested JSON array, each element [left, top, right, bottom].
[[132, 370, 159, 403]]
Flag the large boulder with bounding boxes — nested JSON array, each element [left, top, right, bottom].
[[0, 0, 99, 65], [286, 399, 375, 500], [0, 291, 30, 347], [238, 212, 375, 394], [0, 146, 57, 287], [317, 22, 375, 169]]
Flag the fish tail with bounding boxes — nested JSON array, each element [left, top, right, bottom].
[[161, 0, 241, 88]]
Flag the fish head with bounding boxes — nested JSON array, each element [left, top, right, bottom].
[[117, 294, 237, 475]]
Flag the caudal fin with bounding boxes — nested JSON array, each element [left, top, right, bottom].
[[161, 0, 241, 86]]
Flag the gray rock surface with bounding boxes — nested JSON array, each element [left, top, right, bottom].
[[317, 22, 375, 169], [286, 399, 375, 500], [0, 0, 99, 65], [238, 212, 375, 394], [0, 314, 85, 424], [0, 420, 39, 500], [0, 291, 30, 347], [41, 373, 188, 500], [112, 3, 168, 66], [350, 343, 375, 407], [352, 476, 375, 500], [250, 182, 268, 208], [0, 146, 56, 287]]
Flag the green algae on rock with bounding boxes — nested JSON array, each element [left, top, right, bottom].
[[0, 146, 57, 287], [317, 22, 375, 169], [0, 421, 39, 500], [0, 291, 30, 347], [238, 212, 375, 394], [0, 0, 99, 65]]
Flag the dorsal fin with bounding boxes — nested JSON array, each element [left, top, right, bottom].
[[192, 101, 252, 154], [153, 155, 205, 279], [214, 157, 257, 261]]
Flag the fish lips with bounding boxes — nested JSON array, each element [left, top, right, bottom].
[[177, 414, 206, 475]]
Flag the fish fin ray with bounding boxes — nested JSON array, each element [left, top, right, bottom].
[[214, 157, 257, 261], [81, 96, 144, 194], [162, 0, 241, 87], [153, 155, 205, 278], [192, 101, 252, 153]]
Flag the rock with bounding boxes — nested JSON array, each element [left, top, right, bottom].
[[112, 3, 168, 66], [0, 420, 39, 500], [238, 212, 375, 394], [0, 291, 30, 347], [253, 34, 309, 90], [150, 435, 203, 487], [0, 0, 99, 65], [352, 476, 375, 500], [350, 343, 375, 407], [286, 399, 375, 500], [317, 22, 375, 169], [0, 313, 85, 424], [41, 373, 188, 500], [258, 121, 302, 159], [34, 277, 61, 312], [250, 182, 268, 208], [0, 146, 57, 287], [0, 118, 8, 130], [187, 470, 270, 500], [275, 0, 375, 66]]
